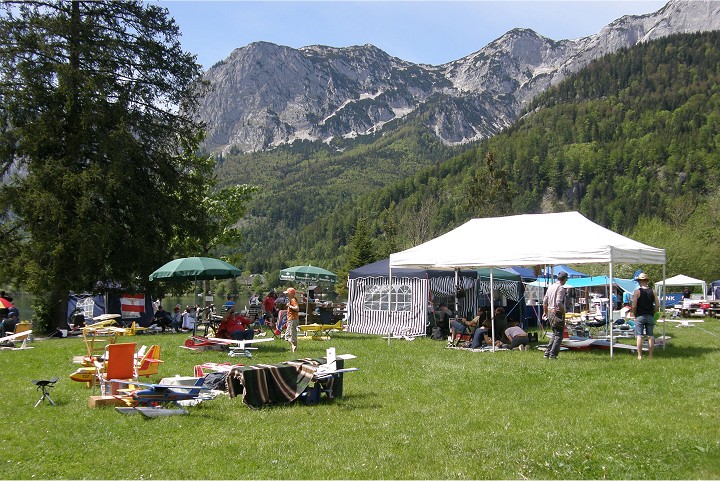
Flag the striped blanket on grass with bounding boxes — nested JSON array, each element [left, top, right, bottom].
[[228, 357, 338, 408]]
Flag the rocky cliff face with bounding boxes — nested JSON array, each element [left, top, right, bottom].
[[199, 0, 720, 153]]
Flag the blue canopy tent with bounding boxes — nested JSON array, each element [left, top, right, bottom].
[[526, 276, 638, 322], [540, 264, 589, 279], [503, 266, 538, 282], [527, 276, 636, 291]]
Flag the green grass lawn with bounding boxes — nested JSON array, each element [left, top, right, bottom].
[[1, 322, 719, 480]]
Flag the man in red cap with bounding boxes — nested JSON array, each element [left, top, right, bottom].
[[284, 287, 299, 352]]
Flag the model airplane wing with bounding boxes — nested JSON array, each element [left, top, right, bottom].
[[0, 330, 33, 343], [0, 330, 34, 350], [207, 336, 274, 347]]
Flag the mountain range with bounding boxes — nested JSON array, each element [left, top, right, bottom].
[[198, 0, 720, 154]]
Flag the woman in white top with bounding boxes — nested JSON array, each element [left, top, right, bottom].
[[504, 319, 530, 350]]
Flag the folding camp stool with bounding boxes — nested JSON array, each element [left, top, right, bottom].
[[32, 377, 59, 407]]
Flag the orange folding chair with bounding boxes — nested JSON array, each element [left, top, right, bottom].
[[98, 342, 137, 395]]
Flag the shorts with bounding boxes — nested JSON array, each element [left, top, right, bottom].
[[450, 320, 468, 334], [284, 318, 298, 343], [634, 314, 655, 336]]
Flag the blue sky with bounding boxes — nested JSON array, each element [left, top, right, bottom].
[[158, 1, 668, 70]]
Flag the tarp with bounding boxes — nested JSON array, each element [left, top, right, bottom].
[[654, 274, 707, 300], [390, 211, 666, 268]]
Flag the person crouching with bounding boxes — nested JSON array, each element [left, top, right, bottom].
[[504, 319, 530, 351]]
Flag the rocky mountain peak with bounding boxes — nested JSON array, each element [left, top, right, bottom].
[[199, 0, 720, 154]]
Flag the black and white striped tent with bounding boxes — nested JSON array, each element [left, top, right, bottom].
[[347, 259, 478, 337]]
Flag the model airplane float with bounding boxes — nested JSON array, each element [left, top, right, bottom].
[[298, 320, 345, 339], [0, 330, 34, 350], [113, 377, 209, 418]]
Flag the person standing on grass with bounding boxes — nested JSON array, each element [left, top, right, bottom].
[[284, 287, 299, 352], [632, 272, 659, 360], [543, 271, 568, 359], [263, 291, 276, 325]]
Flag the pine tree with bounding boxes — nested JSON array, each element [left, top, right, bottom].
[[0, 1, 217, 327], [344, 218, 376, 273]]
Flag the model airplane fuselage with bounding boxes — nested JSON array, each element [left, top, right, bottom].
[[113, 378, 208, 407], [298, 320, 345, 337]]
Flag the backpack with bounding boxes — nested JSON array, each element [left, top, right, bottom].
[[431, 326, 445, 340]]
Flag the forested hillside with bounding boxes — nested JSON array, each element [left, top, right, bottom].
[[221, 31, 720, 285], [212, 112, 460, 274]]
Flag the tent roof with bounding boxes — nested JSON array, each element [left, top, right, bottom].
[[389, 211, 666, 268], [349, 258, 477, 280], [654, 274, 705, 287]]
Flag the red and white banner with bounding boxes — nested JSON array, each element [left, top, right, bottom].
[[120, 294, 145, 319]]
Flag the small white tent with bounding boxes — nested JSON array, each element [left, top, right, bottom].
[[654, 274, 707, 300], [389, 211, 667, 355]]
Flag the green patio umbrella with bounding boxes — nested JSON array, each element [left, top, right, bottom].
[[280, 265, 337, 323], [149, 256, 242, 335], [279, 265, 338, 284], [149, 256, 242, 281]]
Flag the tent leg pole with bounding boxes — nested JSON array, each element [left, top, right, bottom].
[[490, 271, 495, 352], [387, 267, 392, 346], [662, 263, 666, 351], [609, 262, 614, 358]]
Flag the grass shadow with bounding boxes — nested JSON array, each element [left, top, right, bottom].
[[651, 345, 718, 358]]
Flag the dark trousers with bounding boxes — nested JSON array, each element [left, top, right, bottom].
[[231, 329, 254, 341], [544, 316, 564, 358]]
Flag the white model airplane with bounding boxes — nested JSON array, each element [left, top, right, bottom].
[[313, 348, 359, 379], [207, 336, 275, 357], [0, 330, 34, 350]]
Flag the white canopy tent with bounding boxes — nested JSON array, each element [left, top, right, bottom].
[[389, 212, 667, 356], [654, 274, 707, 300]]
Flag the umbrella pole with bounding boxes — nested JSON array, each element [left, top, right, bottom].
[[192, 276, 198, 337], [203, 280, 209, 328], [306, 283, 310, 324]]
